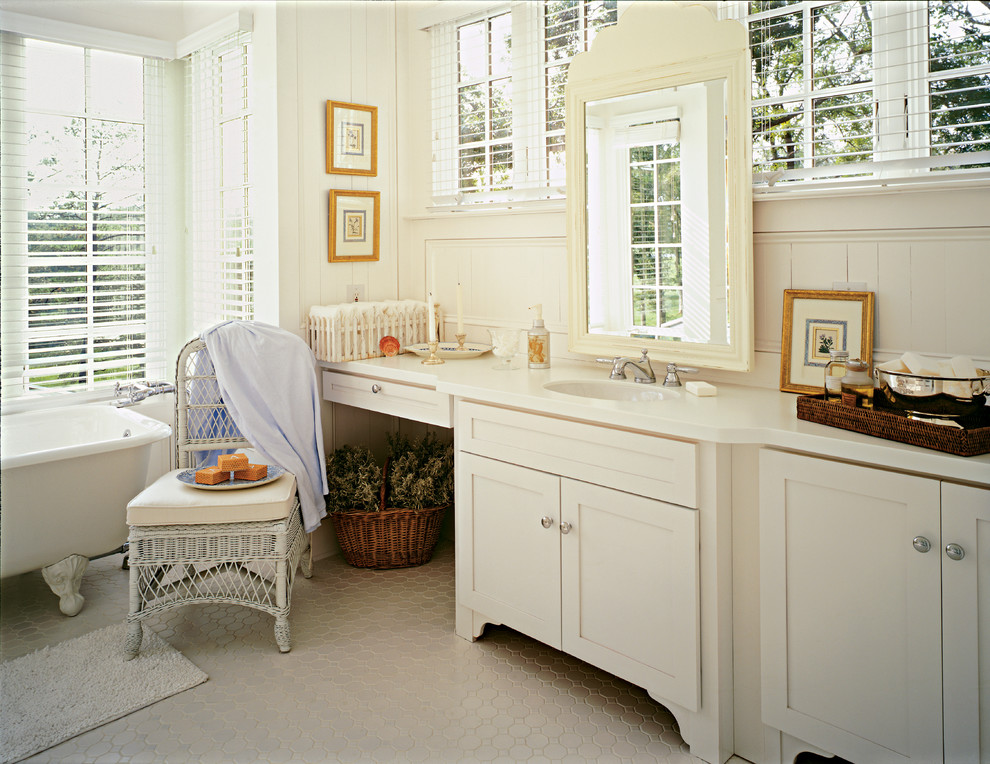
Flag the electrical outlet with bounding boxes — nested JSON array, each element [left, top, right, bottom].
[[346, 284, 365, 302]]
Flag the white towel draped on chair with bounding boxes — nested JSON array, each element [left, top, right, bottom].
[[201, 321, 329, 533]]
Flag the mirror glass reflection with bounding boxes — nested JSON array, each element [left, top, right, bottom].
[[585, 79, 729, 346]]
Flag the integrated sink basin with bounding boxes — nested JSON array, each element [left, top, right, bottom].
[[542, 380, 669, 402]]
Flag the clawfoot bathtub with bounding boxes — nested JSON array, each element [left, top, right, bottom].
[[1, 403, 171, 615]]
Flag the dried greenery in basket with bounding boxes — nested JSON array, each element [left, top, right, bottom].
[[325, 444, 382, 513], [385, 432, 454, 510]]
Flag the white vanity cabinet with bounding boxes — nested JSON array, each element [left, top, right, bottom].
[[759, 449, 990, 764], [455, 402, 701, 712]]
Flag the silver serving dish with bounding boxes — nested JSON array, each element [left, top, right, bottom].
[[874, 367, 990, 420]]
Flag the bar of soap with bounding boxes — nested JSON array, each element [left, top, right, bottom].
[[234, 464, 268, 481], [195, 467, 231, 485], [217, 453, 249, 472], [950, 355, 978, 378], [877, 358, 908, 373], [901, 351, 935, 375], [686, 381, 717, 397]]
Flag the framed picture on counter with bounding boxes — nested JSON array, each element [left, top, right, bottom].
[[327, 100, 377, 176], [329, 189, 380, 263], [780, 289, 874, 394]]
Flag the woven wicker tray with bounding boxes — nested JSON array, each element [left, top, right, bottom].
[[796, 395, 990, 457]]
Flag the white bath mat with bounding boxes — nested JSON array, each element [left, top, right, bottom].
[[0, 623, 207, 764]]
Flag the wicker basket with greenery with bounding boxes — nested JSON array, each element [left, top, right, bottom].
[[325, 434, 452, 569]]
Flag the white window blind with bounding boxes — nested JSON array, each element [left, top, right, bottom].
[[430, 1, 617, 206], [0, 32, 166, 398], [185, 30, 254, 333], [748, 0, 990, 191]]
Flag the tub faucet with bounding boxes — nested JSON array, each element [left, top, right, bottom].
[[113, 380, 176, 407], [605, 350, 656, 384]]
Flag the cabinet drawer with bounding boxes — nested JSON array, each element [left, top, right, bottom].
[[457, 401, 697, 508], [322, 371, 453, 427]]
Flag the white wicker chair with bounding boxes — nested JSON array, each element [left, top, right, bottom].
[[124, 338, 312, 658]]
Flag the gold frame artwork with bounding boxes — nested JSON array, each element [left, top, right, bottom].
[[780, 289, 875, 394], [329, 189, 380, 263], [327, 100, 378, 176]]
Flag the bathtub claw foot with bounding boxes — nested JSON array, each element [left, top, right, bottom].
[[41, 554, 89, 616], [124, 622, 143, 660]]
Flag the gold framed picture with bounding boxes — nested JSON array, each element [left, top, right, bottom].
[[780, 289, 874, 394], [329, 189, 380, 263], [327, 100, 377, 176]]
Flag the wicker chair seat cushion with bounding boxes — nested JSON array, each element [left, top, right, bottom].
[[127, 471, 297, 526]]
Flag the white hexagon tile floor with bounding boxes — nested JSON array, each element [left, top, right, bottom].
[[1, 540, 705, 764]]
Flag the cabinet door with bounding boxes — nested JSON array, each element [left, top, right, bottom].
[[456, 453, 562, 648], [560, 479, 700, 711], [760, 450, 943, 763], [942, 482, 990, 764]]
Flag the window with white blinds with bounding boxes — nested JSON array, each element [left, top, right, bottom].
[[430, 1, 617, 206], [747, 0, 990, 191], [184, 30, 254, 333], [0, 32, 166, 398]]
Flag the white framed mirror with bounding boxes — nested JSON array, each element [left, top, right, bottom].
[[566, 2, 754, 371]]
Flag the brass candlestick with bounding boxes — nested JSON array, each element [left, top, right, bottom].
[[421, 340, 445, 365], [455, 333, 467, 350]]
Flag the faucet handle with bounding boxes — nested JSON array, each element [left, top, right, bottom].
[[662, 363, 698, 387]]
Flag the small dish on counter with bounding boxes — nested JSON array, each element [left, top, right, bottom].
[[405, 342, 491, 359], [379, 336, 401, 357]]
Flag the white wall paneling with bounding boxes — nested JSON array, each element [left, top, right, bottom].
[[424, 236, 568, 346], [285, 1, 400, 322], [754, 229, 990, 368], [789, 241, 847, 291]]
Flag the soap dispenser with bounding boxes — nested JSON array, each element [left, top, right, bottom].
[[527, 304, 550, 369]]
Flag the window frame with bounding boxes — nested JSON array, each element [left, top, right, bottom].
[[430, 0, 618, 207], [744, 0, 990, 193], [0, 33, 168, 399]]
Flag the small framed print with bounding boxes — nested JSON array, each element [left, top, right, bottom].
[[329, 189, 379, 263], [780, 289, 874, 394], [327, 100, 377, 176]]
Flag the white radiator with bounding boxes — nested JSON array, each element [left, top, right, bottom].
[[307, 300, 438, 363]]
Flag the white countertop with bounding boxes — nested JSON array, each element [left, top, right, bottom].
[[320, 355, 990, 487]]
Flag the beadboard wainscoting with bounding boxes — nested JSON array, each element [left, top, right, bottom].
[[425, 237, 569, 347], [754, 229, 990, 363]]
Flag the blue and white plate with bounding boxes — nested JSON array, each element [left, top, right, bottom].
[[177, 464, 285, 490]]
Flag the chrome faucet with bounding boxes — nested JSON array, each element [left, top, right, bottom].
[[606, 349, 656, 384], [113, 380, 176, 407]]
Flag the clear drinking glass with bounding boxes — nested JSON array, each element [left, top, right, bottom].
[[488, 328, 519, 370]]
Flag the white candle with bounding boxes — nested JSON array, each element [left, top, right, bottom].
[[456, 283, 464, 335], [428, 292, 437, 342]]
